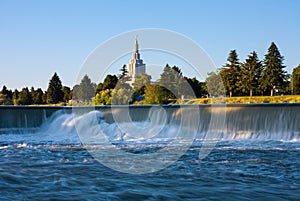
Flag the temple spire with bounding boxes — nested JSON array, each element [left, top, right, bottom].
[[128, 35, 146, 80], [134, 35, 138, 53]]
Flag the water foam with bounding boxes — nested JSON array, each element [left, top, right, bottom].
[[0, 108, 299, 146]]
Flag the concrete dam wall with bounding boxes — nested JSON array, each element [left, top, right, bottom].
[[0, 104, 300, 140]]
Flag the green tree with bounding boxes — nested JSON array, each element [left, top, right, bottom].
[[12, 89, 19, 105], [96, 83, 103, 94], [292, 64, 300, 95], [62, 86, 71, 102], [184, 77, 207, 98], [260, 42, 288, 96], [112, 88, 133, 105], [159, 64, 183, 98], [34, 88, 44, 104], [144, 84, 168, 104], [119, 64, 128, 79], [240, 51, 263, 96], [132, 73, 151, 94], [94, 89, 113, 105], [220, 50, 241, 97], [0, 85, 13, 105], [205, 72, 225, 97], [46, 72, 64, 104], [30, 87, 37, 104], [102, 74, 118, 90], [16, 87, 32, 105], [71, 84, 79, 100], [76, 75, 95, 102], [42, 91, 48, 104]]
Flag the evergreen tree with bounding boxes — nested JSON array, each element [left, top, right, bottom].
[[76, 75, 95, 102], [0, 85, 13, 105], [46, 72, 64, 104], [1, 86, 8, 96], [159, 64, 172, 86], [260, 42, 288, 96], [71, 85, 79, 100], [292, 64, 300, 95], [240, 51, 263, 96], [220, 50, 240, 97], [16, 87, 32, 105], [119, 64, 128, 79], [42, 91, 48, 104]]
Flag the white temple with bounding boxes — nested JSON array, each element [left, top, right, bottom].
[[128, 35, 146, 80]]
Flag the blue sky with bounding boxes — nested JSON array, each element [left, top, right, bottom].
[[0, 0, 299, 90]]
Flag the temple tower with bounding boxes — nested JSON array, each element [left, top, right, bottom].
[[128, 35, 146, 80]]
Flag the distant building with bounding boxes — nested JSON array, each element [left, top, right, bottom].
[[128, 35, 146, 81]]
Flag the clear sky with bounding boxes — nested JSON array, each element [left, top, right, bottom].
[[1, 0, 299, 90]]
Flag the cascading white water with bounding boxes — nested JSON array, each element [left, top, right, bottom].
[[0, 105, 299, 144]]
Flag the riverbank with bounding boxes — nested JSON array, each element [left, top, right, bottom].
[[178, 95, 300, 104]]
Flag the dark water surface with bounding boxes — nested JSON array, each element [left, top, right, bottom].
[[0, 141, 299, 200], [0, 109, 299, 200]]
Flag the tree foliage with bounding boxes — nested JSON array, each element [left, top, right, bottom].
[[102, 74, 118, 90], [76, 75, 95, 102], [143, 84, 168, 104], [220, 50, 240, 97], [292, 64, 300, 95], [205, 72, 225, 97], [0, 85, 13, 105], [112, 88, 133, 105], [94, 89, 113, 105], [62, 86, 71, 102], [46, 72, 64, 104], [119, 64, 128, 79], [184, 77, 207, 98], [132, 73, 151, 95], [239, 51, 263, 96], [159, 64, 183, 98], [16, 87, 32, 105], [260, 42, 288, 96]]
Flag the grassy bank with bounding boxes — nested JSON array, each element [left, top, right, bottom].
[[177, 95, 300, 104]]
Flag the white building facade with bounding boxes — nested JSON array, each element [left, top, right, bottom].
[[128, 35, 146, 80]]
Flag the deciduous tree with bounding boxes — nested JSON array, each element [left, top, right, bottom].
[[16, 87, 32, 105]]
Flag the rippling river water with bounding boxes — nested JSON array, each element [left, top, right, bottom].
[[0, 110, 299, 200]]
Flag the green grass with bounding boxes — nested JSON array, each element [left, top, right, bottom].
[[177, 95, 300, 104]]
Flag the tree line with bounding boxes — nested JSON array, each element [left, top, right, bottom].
[[1, 42, 300, 105], [0, 63, 209, 105], [76, 64, 207, 105], [206, 42, 300, 97], [0, 72, 72, 105]]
